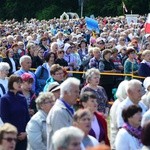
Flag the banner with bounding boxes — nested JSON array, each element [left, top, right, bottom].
[[126, 14, 139, 25], [85, 17, 100, 33], [145, 13, 150, 33]]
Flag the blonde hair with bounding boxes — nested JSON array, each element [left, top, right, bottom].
[[142, 50, 150, 57]]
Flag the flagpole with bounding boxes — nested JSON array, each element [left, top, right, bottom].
[[122, 1, 125, 16]]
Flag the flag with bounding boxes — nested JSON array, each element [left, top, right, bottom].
[[85, 17, 100, 33], [122, 1, 128, 13], [145, 13, 150, 33]]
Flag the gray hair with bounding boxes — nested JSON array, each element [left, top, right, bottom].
[[35, 92, 55, 110], [126, 79, 142, 94], [60, 77, 80, 97], [52, 126, 84, 150], [116, 80, 129, 101], [85, 68, 100, 83], [0, 62, 10, 71], [51, 42, 58, 49], [19, 55, 31, 65]]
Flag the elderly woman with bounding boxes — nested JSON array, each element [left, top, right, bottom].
[[141, 121, 150, 150], [0, 62, 10, 97], [26, 92, 55, 150], [0, 74, 30, 150], [0, 123, 18, 150], [124, 47, 139, 80], [115, 105, 143, 150], [80, 92, 110, 145], [138, 50, 150, 77], [109, 80, 129, 149], [81, 68, 108, 115], [52, 126, 84, 150], [73, 109, 99, 149]]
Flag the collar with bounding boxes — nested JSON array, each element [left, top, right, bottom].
[[59, 98, 74, 115]]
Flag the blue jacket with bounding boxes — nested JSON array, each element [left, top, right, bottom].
[[138, 63, 150, 77], [0, 91, 30, 133], [35, 63, 50, 92]]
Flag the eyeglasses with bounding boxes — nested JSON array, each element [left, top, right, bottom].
[[2, 41, 7, 43], [3, 138, 17, 142]]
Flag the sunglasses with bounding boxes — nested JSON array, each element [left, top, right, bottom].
[[3, 137, 17, 142]]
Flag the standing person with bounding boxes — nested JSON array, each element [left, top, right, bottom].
[[26, 92, 55, 150], [115, 105, 143, 150], [2, 49, 18, 76], [100, 49, 116, 101], [14, 55, 37, 93], [43, 64, 64, 92], [0, 75, 30, 150], [0, 123, 18, 150], [21, 73, 37, 116], [73, 109, 99, 149], [35, 52, 56, 92], [81, 68, 108, 115], [46, 77, 80, 150], [0, 62, 10, 97], [124, 47, 139, 80], [80, 92, 110, 145], [52, 126, 84, 150], [116, 79, 147, 129], [138, 50, 150, 77]]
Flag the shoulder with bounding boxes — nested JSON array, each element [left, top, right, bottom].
[[88, 135, 99, 146]]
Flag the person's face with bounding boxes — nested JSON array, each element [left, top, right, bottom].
[[21, 81, 33, 91], [52, 90, 60, 100], [21, 58, 32, 71], [104, 52, 111, 60], [93, 50, 101, 59], [38, 49, 44, 58], [129, 85, 143, 102], [80, 42, 86, 48], [144, 53, 150, 62], [129, 111, 142, 128], [51, 44, 58, 53], [13, 80, 22, 91], [128, 51, 136, 59], [8, 50, 14, 58], [119, 39, 125, 45], [53, 69, 64, 82], [83, 98, 98, 113], [49, 54, 55, 63], [40, 99, 55, 114], [67, 84, 80, 105], [89, 74, 100, 86], [57, 50, 64, 58], [1, 133, 17, 150], [30, 46, 36, 55], [1, 69, 9, 78], [76, 114, 91, 134], [66, 137, 82, 150]]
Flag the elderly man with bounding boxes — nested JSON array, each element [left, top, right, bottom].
[[14, 55, 37, 93], [116, 79, 147, 129], [47, 77, 80, 150]]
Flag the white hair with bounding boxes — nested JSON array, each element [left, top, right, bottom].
[[60, 77, 80, 97], [52, 126, 84, 150], [0, 62, 10, 71], [126, 79, 142, 94], [116, 80, 129, 101], [51, 42, 58, 49], [19, 55, 31, 65]]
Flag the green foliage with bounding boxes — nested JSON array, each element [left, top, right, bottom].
[[36, 5, 61, 20], [0, 0, 149, 21]]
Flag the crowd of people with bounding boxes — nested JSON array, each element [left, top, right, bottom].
[[0, 15, 150, 150]]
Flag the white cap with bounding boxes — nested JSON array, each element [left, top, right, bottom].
[[143, 77, 150, 91], [63, 43, 71, 52]]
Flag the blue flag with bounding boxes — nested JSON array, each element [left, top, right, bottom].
[[85, 17, 100, 33]]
